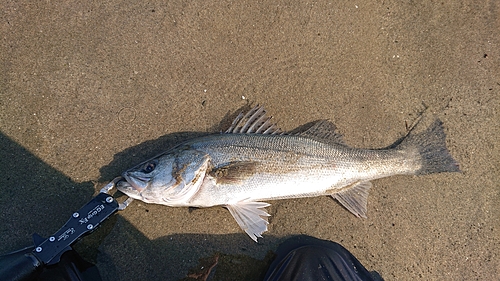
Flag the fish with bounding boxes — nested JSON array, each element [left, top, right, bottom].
[[117, 105, 460, 241]]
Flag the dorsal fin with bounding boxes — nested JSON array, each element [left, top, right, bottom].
[[226, 105, 282, 135], [298, 120, 346, 145]]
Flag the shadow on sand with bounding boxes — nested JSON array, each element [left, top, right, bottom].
[[0, 129, 283, 281]]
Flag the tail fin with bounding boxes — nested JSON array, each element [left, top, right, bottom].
[[397, 119, 460, 175]]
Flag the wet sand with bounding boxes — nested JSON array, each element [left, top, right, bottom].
[[1, 1, 499, 280]]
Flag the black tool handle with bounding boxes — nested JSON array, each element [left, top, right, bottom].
[[32, 193, 119, 265], [0, 252, 42, 281]]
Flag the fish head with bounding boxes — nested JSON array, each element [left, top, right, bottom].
[[117, 153, 177, 202], [117, 148, 211, 206]]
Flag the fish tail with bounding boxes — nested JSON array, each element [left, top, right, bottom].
[[397, 119, 460, 175]]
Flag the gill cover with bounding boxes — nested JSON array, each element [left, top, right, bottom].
[[161, 149, 211, 206]]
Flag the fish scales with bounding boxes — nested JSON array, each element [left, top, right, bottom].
[[117, 106, 460, 241], [183, 134, 418, 201]]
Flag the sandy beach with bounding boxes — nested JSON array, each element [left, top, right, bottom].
[[1, 1, 498, 280]]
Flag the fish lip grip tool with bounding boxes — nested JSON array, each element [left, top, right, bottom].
[[32, 193, 119, 265], [0, 179, 131, 281], [31, 177, 130, 266]]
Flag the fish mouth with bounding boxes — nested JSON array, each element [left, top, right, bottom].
[[121, 172, 150, 192]]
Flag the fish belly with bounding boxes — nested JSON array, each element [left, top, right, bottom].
[[187, 160, 395, 207]]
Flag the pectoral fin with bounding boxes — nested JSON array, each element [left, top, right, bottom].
[[209, 161, 258, 184], [331, 181, 372, 218], [225, 201, 270, 242]]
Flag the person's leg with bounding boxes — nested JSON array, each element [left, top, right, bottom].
[[264, 235, 383, 281]]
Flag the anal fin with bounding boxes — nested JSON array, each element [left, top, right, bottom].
[[331, 181, 372, 218], [225, 201, 270, 242]]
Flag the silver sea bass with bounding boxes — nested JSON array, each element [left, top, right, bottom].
[[117, 106, 460, 241]]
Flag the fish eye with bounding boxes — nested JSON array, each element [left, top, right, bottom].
[[142, 161, 157, 173]]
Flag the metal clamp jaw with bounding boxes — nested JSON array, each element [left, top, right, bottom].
[[100, 178, 134, 211]]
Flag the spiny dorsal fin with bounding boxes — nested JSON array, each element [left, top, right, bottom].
[[298, 120, 346, 145], [226, 105, 282, 135], [331, 181, 372, 218]]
